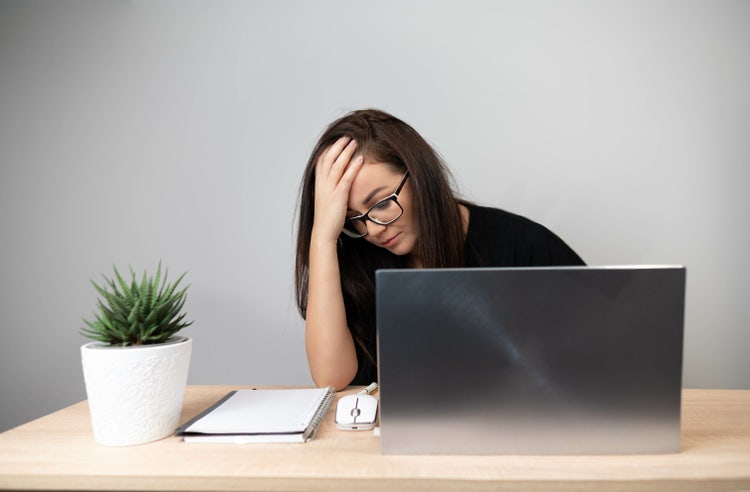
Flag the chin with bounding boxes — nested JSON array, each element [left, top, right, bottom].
[[389, 238, 416, 257]]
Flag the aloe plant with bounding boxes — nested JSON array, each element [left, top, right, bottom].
[[82, 263, 192, 346]]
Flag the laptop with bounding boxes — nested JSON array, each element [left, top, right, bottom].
[[375, 266, 686, 455]]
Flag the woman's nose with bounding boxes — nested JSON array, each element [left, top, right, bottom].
[[366, 220, 388, 236]]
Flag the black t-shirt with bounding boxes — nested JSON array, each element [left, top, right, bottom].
[[351, 204, 585, 385], [462, 204, 585, 267]]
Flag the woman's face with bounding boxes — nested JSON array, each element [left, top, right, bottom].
[[346, 160, 418, 259]]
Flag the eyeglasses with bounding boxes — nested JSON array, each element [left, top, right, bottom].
[[342, 171, 410, 238]]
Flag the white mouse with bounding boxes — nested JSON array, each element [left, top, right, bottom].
[[335, 394, 379, 430]]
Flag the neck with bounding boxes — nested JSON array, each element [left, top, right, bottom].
[[459, 203, 470, 236], [409, 254, 423, 269]]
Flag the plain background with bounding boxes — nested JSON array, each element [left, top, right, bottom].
[[1, 0, 748, 433]]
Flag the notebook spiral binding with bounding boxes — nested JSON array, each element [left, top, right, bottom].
[[305, 387, 336, 440]]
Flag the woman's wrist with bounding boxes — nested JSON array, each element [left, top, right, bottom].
[[310, 228, 340, 250]]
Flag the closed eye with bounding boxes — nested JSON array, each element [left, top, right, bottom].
[[371, 199, 392, 211]]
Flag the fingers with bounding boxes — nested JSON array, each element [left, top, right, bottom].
[[329, 138, 358, 178], [339, 154, 364, 187], [310, 137, 365, 242], [316, 136, 357, 179]]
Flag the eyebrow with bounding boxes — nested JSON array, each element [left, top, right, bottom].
[[362, 186, 389, 206]]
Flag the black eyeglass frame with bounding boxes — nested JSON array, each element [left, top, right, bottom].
[[342, 171, 410, 238]]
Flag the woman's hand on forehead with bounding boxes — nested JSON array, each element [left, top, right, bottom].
[[312, 136, 365, 243]]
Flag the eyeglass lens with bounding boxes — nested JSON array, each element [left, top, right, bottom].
[[343, 199, 402, 237]]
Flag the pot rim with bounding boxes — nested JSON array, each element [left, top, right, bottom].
[[81, 335, 190, 351]]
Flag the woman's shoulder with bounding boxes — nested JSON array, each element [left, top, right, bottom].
[[463, 202, 585, 267], [465, 203, 547, 235]]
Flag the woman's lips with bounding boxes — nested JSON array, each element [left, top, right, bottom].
[[382, 233, 400, 248]]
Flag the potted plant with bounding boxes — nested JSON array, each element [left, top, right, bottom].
[[80, 262, 193, 446]]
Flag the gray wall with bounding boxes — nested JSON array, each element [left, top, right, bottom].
[[1, 0, 748, 433]]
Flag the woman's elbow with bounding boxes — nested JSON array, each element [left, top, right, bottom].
[[312, 368, 356, 391]]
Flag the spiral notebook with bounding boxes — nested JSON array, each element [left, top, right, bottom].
[[176, 387, 336, 443]]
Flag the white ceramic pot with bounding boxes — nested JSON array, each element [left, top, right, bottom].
[[81, 336, 192, 446]]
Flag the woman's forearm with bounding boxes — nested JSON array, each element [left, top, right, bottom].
[[305, 235, 358, 390]]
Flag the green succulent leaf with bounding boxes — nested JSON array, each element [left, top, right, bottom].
[[80, 262, 192, 346]]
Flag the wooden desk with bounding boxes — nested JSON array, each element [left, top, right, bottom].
[[1, 386, 749, 491]]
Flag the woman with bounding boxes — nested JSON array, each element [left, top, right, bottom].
[[295, 109, 584, 390]]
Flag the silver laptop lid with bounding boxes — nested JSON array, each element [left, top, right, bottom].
[[376, 266, 686, 455]]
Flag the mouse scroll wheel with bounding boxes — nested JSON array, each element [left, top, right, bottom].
[[350, 398, 361, 418]]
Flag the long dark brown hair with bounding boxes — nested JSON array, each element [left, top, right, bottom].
[[295, 109, 465, 380]]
